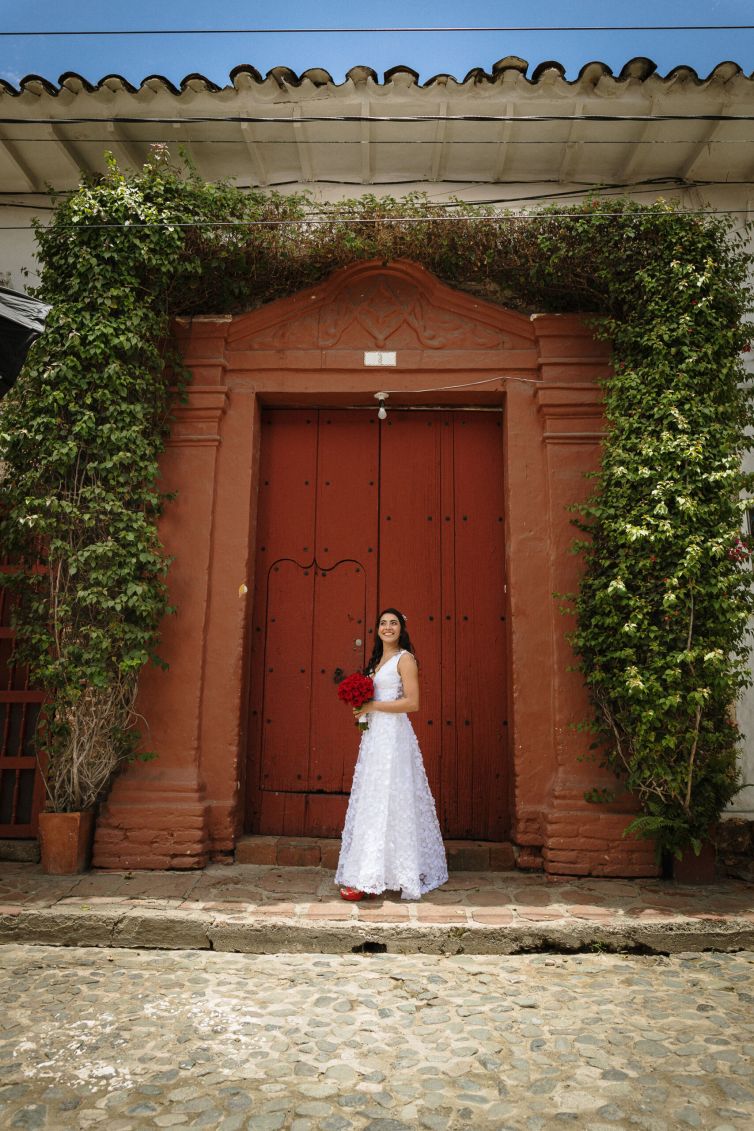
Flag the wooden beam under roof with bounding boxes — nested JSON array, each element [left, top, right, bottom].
[[240, 119, 269, 187], [618, 93, 661, 186], [360, 93, 372, 185], [429, 98, 449, 183], [558, 101, 587, 183], [106, 121, 148, 173], [292, 105, 315, 184], [677, 113, 729, 182], [491, 102, 516, 182], [0, 135, 43, 192], [49, 124, 99, 179]]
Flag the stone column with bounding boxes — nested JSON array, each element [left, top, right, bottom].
[[532, 315, 659, 877], [504, 375, 555, 869], [93, 319, 231, 869]]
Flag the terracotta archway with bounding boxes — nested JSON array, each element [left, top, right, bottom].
[[93, 259, 658, 878]]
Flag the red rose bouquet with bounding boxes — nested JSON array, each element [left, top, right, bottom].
[[337, 672, 375, 732]]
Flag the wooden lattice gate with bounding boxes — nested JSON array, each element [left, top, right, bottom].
[[0, 559, 45, 836]]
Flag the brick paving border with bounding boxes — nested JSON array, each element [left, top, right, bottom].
[[0, 861, 752, 955]]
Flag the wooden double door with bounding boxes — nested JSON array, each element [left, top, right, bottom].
[[246, 408, 509, 840]]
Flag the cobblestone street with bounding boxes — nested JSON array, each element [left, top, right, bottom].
[[0, 945, 752, 1131]]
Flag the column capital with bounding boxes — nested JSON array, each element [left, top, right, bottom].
[[536, 383, 606, 443], [167, 386, 229, 447], [531, 312, 612, 385]]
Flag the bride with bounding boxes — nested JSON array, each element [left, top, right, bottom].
[[335, 607, 448, 901]]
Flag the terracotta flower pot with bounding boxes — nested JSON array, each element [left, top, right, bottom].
[[672, 837, 717, 885], [38, 810, 95, 875]]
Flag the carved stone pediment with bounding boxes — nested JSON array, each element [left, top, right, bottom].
[[227, 259, 535, 353]]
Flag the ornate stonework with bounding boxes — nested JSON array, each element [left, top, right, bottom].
[[227, 260, 534, 354]]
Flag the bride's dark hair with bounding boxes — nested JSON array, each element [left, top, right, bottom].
[[364, 607, 416, 675]]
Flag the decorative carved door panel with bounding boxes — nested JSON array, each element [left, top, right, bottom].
[[246, 408, 509, 840]]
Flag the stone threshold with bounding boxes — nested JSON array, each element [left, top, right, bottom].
[[0, 839, 40, 864], [236, 836, 518, 872]]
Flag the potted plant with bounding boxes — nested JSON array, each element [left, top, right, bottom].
[[670, 832, 718, 885], [35, 684, 145, 874], [0, 471, 167, 873]]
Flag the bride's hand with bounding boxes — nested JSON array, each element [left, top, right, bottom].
[[354, 701, 374, 717]]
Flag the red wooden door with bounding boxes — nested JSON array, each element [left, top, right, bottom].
[[247, 410, 378, 835], [379, 412, 509, 839], [246, 408, 508, 839]]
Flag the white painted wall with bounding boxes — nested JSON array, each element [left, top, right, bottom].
[[1, 204, 43, 293]]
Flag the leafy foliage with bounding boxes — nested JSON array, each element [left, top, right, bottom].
[[561, 202, 754, 858], [0, 152, 297, 810], [0, 154, 751, 847]]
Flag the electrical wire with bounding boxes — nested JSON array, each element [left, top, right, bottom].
[[0, 177, 747, 201], [1, 136, 753, 146], [3, 113, 754, 125], [0, 207, 752, 231], [3, 178, 742, 210], [1, 25, 752, 35], [377, 375, 536, 395], [452, 182, 754, 206]]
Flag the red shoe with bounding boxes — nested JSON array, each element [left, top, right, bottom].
[[339, 887, 379, 902]]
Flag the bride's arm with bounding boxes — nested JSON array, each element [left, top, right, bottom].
[[370, 653, 420, 714]]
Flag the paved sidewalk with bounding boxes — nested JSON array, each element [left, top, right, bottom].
[[0, 861, 752, 955]]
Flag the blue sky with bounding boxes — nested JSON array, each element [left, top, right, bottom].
[[0, 0, 752, 88]]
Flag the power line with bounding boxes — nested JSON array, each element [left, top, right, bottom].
[[1, 25, 753, 36], [3, 113, 754, 126], [2, 136, 754, 146], [2, 177, 738, 204], [0, 208, 750, 232]]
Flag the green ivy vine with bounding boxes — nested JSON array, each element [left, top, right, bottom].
[[567, 210, 754, 859], [1, 151, 751, 858]]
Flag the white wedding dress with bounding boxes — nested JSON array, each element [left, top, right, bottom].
[[335, 650, 448, 900]]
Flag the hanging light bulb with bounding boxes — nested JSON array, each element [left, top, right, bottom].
[[375, 391, 389, 420]]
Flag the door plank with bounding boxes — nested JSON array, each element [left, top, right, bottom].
[[304, 793, 349, 838], [439, 412, 460, 835], [453, 413, 508, 839], [249, 410, 319, 824], [315, 410, 379, 571], [378, 413, 443, 803], [260, 560, 315, 792], [310, 560, 367, 794], [256, 410, 318, 567]]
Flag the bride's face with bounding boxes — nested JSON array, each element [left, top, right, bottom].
[[378, 614, 401, 645]]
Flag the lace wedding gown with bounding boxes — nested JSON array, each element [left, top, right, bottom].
[[335, 650, 448, 900]]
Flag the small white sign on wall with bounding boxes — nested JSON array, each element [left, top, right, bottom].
[[364, 351, 397, 366]]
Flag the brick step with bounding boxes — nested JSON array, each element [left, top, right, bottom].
[[0, 838, 40, 863], [236, 836, 517, 871]]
